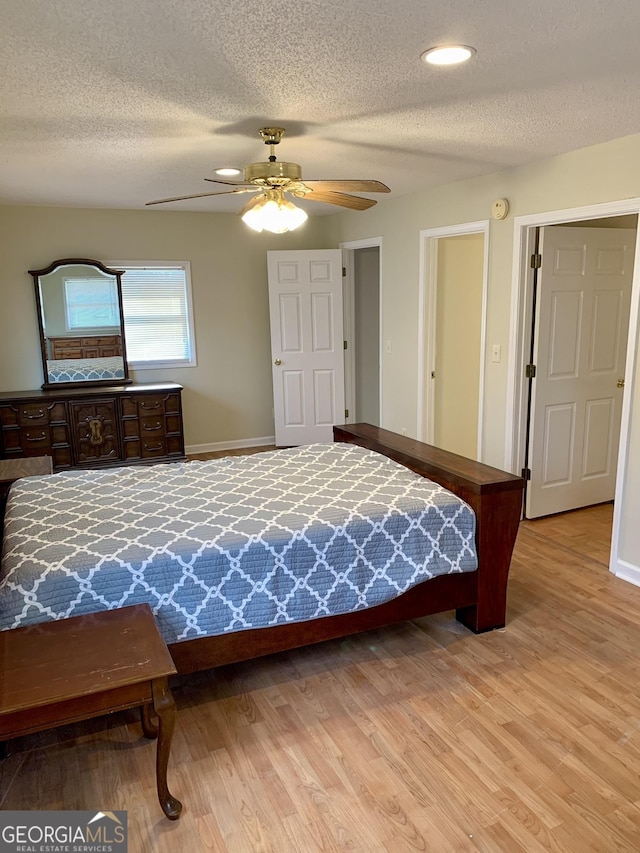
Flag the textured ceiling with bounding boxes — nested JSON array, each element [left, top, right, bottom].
[[2, 0, 640, 215]]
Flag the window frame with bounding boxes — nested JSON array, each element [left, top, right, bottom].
[[63, 276, 121, 333], [107, 260, 197, 370]]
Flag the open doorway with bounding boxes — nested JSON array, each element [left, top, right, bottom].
[[418, 221, 489, 460], [341, 238, 382, 427], [507, 201, 640, 583]]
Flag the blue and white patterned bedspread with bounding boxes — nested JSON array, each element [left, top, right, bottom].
[[46, 356, 125, 383], [0, 444, 477, 644]]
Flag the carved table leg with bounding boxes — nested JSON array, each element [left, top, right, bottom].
[[151, 677, 183, 820]]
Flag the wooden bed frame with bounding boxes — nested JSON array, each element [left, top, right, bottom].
[[169, 424, 524, 675]]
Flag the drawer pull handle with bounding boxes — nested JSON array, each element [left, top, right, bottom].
[[144, 442, 163, 451], [23, 409, 45, 419], [26, 431, 46, 441], [140, 401, 161, 410], [142, 422, 162, 431]]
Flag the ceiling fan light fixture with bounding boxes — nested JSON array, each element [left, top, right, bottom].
[[214, 167, 242, 176], [242, 190, 308, 234], [421, 44, 476, 66]]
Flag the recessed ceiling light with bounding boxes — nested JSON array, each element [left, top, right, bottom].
[[421, 45, 476, 66], [214, 167, 242, 176]]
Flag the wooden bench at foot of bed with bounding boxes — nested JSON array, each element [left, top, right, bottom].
[[169, 425, 524, 676]]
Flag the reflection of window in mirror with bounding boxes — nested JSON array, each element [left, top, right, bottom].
[[64, 277, 120, 331]]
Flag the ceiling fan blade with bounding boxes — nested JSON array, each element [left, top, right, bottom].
[[204, 178, 253, 187], [303, 190, 377, 211], [302, 180, 390, 193], [145, 188, 257, 206]]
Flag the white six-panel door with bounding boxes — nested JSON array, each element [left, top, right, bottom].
[[267, 250, 345, 446], [526, 226, 634, 518]]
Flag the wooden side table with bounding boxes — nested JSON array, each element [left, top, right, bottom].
[[0, 604, 183, 819]]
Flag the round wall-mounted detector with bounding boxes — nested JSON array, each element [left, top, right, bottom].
[[492, 198, 510, 220]]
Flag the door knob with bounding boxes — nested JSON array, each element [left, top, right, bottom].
[[617, 378, 625, 388], [274, 358, 282, 366]]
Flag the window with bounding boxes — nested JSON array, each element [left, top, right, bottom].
[[64, 277, 120, 330], [112, 262, 196, 369]]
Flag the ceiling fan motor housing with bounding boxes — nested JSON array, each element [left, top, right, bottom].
[[244, 160, 302, 186]]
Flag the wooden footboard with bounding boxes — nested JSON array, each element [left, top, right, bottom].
[[169, 425, 523, 675], [334, 424, 524, 633]]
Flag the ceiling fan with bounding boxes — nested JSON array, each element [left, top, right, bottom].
[[146, 127, 390, 232]]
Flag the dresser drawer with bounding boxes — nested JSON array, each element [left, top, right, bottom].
[[20, 426, 51, 450], [18, 404, 49, 426], [81, 336, 118, 347], [121, 395, 165, 417], [54, 347, 85, 359], [137, 395, 165, 414], [140, 415, 165, 435], [140, 438, 167, 459]]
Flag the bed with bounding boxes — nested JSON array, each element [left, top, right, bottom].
[[45, 356, 126, 383], [0, 424, 523, 675]]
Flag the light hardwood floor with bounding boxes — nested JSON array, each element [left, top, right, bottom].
[[3, 502, 640, 852]]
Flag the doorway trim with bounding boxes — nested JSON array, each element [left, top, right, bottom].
[[340, 237, 383, 426], [506, 197, 640, 582], [417, 221, 490, 460]]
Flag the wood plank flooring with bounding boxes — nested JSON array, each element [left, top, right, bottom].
[[3, 502, 640, 851]]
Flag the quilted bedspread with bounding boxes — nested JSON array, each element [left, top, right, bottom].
[[46, 356, 125, 383], [0, 443, 477, 644]]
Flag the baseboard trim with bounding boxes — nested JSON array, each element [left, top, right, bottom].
[[185, 436, 276, 455], [611, 558, 640, 588]]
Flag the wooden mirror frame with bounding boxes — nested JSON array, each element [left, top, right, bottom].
[[29, 258, 131, 390]]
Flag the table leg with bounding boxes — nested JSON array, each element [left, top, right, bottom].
[[151, 677, 183, 820]]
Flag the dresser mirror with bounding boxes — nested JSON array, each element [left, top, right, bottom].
[[30, 258, 131, 389]]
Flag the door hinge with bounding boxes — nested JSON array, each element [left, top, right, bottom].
[[525, 364, 537, 379], [342, 266, 347, 277], [530, 253, 542, 269], [521, 467, 531, 481], [344, 340, 348, 350], [345, 409, 349, 419]]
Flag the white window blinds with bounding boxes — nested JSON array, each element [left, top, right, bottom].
[[118, 264, 195, 367]]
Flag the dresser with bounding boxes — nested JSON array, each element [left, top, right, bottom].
[[0, 383, 185, 471], [48, 334, 123, 359]]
